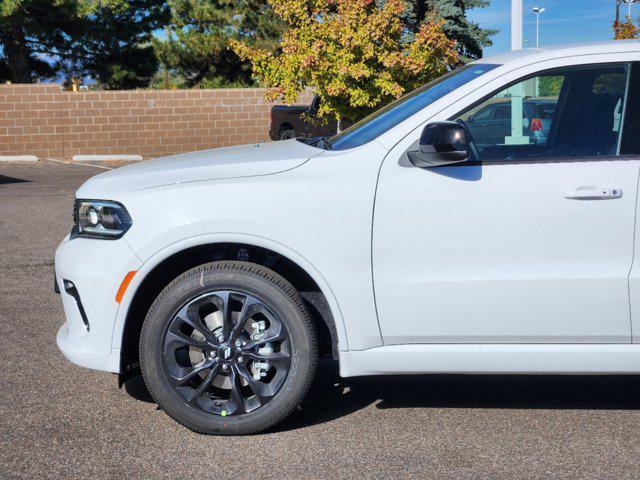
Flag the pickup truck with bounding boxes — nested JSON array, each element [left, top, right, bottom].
[[269, 95, 339, 140]]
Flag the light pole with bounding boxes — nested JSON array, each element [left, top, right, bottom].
[[532, 7, 546, 47], [627, 0, 635, 16], [617, 0, 640, 23]]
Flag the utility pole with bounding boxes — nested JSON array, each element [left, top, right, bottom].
[[511, 0, 523, 50], [508, 0, 527, 145]]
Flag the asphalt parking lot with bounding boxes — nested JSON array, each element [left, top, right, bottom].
[[3, 160, 640, 479]]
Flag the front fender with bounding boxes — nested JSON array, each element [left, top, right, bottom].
[[111, 232, 348, 354]]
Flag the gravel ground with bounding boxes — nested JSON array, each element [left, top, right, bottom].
[[2, 160, 640, 479]]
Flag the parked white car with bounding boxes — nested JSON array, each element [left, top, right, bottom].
[[55, 40, 640, 434]]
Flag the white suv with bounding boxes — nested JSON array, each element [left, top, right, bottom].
[[55, 41, 640, 434]]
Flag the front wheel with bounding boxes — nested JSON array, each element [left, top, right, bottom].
[[140, 261, 317, 435]]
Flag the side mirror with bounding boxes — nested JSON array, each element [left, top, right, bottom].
[[408, 121, 469, 167]]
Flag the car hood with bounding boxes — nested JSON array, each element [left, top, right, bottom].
[[76, 139, 322, 198]]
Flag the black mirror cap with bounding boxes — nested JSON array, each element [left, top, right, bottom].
[[419, 121, 468, 153], [407, 121, 469, 167]]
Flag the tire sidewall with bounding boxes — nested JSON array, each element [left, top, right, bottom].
[[279, 129, 295, 140], [140, 263, 315, 434]]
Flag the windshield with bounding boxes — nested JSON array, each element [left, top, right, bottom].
[[323, 63, 500, 151]]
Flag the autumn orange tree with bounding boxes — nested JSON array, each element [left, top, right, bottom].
[[230, 0, 458, 126], [614, 16, 639, 39]]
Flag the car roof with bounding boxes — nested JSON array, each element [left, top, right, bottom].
[[475, 40, 640, 65]]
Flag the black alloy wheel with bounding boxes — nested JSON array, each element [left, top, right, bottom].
[[140, 261, 317, 435], [162, 290, 291, 416]]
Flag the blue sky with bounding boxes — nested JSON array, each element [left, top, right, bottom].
[[468, 0, 624, 56]]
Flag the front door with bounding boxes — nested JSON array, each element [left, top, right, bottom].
[[373, 62, 639, 344]]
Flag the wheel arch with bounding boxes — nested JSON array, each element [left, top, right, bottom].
[[115, 235, 345, 379], [278, 122, 294, 133]]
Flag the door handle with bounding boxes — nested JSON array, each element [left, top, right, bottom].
[[564, 187, 622, 200]]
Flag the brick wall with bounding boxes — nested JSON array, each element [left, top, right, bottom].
[[0, 85, 65, 159], [0, 84, 313, 160]]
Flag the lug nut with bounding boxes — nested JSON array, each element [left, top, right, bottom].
[[221, 364, 229, 372], [209, 351, 217, 359], [237, 356, 244, 364], [235, 339, 242, 347], [217, 335, 224, 343]]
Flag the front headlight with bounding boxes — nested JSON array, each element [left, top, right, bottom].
[[71, 199, 132, 239]]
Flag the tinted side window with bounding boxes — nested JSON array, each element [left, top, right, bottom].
[[621, 62, 640, 155], [452, 64, 629, 162]]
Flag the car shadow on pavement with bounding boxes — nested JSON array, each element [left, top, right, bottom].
[[123, 374, 155, 403], [0, 175, 30, 185], [276, 361, 640, 432], [122, 358, 640, 433]]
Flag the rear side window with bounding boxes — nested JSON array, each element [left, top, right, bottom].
[[474, 105, 495, 121], [452, 64, 630, 162]]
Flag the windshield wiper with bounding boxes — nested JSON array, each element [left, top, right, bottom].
[[299, 136, 333, 150], [319, 136, 333, 150]]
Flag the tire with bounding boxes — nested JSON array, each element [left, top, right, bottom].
[[279, 128, 296, 140], [139, 261, 317, 435]]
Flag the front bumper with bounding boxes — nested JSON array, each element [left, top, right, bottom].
[[55, 234, 142, 373]]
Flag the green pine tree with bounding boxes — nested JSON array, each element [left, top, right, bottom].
[[155, 0, 284, 88], [403, 0, 495, 61], [74, 0, 170, 89], [0, 0, 169, 87], [0, 0, 83, 83]]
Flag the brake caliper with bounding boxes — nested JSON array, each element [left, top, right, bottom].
[[249, 320, 272, 380]]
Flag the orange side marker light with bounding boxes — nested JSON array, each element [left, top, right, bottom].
[[116, 270, 137, 304]]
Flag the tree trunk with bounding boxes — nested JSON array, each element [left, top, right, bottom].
[[413, 0, 428, 33], [4, 31, 32, 83]]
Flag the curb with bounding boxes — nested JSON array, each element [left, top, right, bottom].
[[72, 154, 143, 162], [0, 155, 38, 162]]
